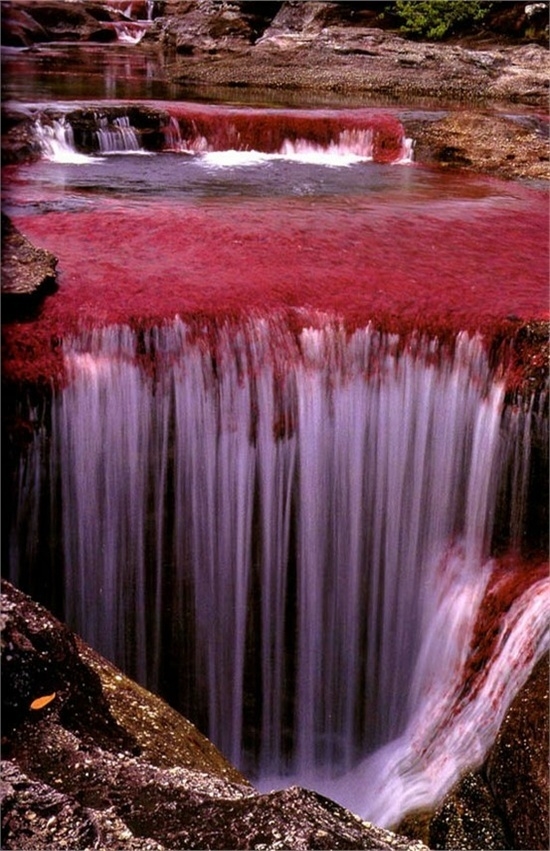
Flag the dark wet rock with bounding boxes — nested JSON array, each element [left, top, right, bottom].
[[486, 653, 549, 851], [397, 655, 550, 851], [1, 580, 429, 850], [154, 0, 261, 53], [1, 110, 44, 166], [1, 214, 58, 317], [1, 4, 48, 47], [1, 0, 136, 45], [428, 772, 509, 850]]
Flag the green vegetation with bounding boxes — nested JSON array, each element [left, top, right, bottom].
[[390, 1, 493, 40]]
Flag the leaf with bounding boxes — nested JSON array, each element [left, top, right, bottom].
[[30, 692, 56, 710]]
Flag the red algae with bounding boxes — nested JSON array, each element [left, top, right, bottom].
[[2, 178, 548, 388], [458, 555, 548, 706], [164, 104, 406, 162]]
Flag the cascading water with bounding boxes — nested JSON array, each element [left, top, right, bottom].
[[32, 113, 143, 160], [161, 104, 413, 163], [8, 314, 548, 825], [96, 115, 141, 153], [32, 117, 97, 164]]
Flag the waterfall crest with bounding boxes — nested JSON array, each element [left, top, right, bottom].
[[8, 315, 548, 825]]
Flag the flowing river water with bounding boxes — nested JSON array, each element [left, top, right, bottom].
[[2, 37, 549, 828]]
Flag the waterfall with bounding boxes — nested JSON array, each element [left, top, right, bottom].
[[7, 315, 548, 824], [29, 106, 413, 163], [96, 115, 141, 153], [32, 114, 142, 158], [33, 117, 97, 164], [165, 105, 413, 164]]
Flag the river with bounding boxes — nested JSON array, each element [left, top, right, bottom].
[[3, 35, 549, 829]]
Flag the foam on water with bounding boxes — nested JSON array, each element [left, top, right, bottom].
[[34, 118, 102, 164]]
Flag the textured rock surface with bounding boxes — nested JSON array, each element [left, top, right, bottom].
[[1, 580, 429, 850], [486, 654, 550, 850], [428, 772, 509, 850], [148, 1, 550, 106], [404, 111, 550, 182], [1, 214, 57, 312], [397, 655, 550, 851], [1, 0, 128, 45]]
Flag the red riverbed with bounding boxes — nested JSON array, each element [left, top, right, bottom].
[[2, 184, 548, 387]]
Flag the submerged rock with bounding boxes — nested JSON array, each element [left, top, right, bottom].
[[0, 580, 429, 850]]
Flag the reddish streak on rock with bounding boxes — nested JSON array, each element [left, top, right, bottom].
[[1, 187, 548, 388], [458, 555, 548, 706]]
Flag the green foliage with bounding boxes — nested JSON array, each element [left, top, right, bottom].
[[391, 1, 492, 40]]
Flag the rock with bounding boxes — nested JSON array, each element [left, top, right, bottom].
[[1, 4, 48, 47], [0, 0, 136, 45], [403, 111, 550, 182], [148, 0, 550, 106], [397, 655, 550, 850], [154, 0, 263, 54], [1, 110, 44, 166], [486, 654, 549, 850], [1, 214, 58, 317], [1, 580, 429, 850], [428, 773, 509, 850]]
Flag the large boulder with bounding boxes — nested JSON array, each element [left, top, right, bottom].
[[1, 580, 429, 850], [403, 110, 550, 182], [154, 0, 269, 54]]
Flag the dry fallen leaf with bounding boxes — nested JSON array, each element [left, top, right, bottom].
[[30, 693, 56, 710]]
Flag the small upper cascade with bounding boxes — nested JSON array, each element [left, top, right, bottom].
[[105, 0, 154, 20], [110, 22, 148, 44], [165, 105, 414, 164], [33, 117, 96, 164], [96, 115, 141, 153]]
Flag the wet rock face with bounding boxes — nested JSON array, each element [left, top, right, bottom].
[[428, 773, 509, 850], [0, 579, 136, 751], [1, 0, 128, 45], [398, 655, 550, 851], [486, 654, 549, 851], [1, 581, 429, 850]]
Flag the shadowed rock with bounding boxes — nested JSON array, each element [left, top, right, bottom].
[[1, 580, 429, 850], [486, 654, 549, 850], [397, 655, 550, 851]]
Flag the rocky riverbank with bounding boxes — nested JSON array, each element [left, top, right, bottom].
[[2, 580, 548, 850], [1, 580, 430, 851], [151, 1, 549, 104]]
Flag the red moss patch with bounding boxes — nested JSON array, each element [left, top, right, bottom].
[[2, 183, 548, 389], [459, 556, 548, 706]]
